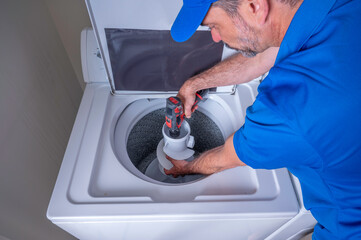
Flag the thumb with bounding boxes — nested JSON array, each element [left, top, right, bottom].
[[184, 105, 192, 118], [184, 97, 195, 119]]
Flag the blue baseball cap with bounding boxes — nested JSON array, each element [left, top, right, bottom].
[[171, 0, 218, 42]]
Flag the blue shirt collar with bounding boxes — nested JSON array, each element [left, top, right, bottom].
[[275, 0, 337, 65]]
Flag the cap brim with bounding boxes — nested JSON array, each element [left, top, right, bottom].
[[171, 3, 212, 42]]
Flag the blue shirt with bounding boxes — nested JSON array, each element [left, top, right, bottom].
[[233, 0, 361, 239]]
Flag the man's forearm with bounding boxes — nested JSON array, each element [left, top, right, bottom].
[[186, 146, 225, 175], [186, 47, 279, 91], [185, 134, 246, 175]]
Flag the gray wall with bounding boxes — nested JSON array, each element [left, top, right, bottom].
[[0, 0, 86, 239], [44, 0, 92, 90]]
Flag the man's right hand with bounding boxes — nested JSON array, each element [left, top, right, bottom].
[[177, 79, 198, 118], [176, 47, 279, 118]]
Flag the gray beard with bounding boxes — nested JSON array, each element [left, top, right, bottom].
[[224, 43, 257, 58]]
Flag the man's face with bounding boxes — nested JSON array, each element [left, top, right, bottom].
[[202, 6, 261, 57]]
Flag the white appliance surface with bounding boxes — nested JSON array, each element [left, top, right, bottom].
[[48, 81, 301, 239], [47, 0, 316, 239]]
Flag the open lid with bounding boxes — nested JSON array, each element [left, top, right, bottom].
[[85, 0, 236, 94]]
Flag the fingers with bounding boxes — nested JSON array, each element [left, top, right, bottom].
[[163, 168, 176, 177], [181, 91, 195, 118], [164, 167, 180, 178], [164, 156, 178, 176], [163, 168, 185, 178], [164, 155, 189, 177], [165, 155, 176, 164], [177, 82, 196, 119], [180, 96, 195, 118], [191, 105, 198, 113]]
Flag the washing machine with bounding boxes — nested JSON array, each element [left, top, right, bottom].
[[47, 0, 316, 239]]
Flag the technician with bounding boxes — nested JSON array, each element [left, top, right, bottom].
[[164, 0, 361, 239]]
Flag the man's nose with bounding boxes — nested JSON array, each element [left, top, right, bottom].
[[211, 28, 222, 42]]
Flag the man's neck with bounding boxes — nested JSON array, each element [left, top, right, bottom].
[[270, 0, 304, 46]]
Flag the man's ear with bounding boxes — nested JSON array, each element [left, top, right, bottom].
[[241, 0, 270, 26]]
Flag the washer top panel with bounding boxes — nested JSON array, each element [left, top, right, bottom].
[[50, 84, 299, 217]]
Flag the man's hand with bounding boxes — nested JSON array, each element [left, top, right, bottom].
[[176, 47, 279, 118], [177, 79, 197, 118], [164, 134, 246, 177], [163, 156, 191, 178]]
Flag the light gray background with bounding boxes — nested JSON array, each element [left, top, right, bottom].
[[0, 0, 91, 239]]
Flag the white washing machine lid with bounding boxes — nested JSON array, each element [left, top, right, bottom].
[[85, 0, 236, 95]]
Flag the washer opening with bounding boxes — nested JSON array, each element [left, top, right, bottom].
[[126, 108, 225, 184]]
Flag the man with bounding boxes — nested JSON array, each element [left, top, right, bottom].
[[164, 0, 361, 239]]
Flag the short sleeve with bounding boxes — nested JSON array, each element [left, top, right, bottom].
[[233, 99, 320, 169]]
